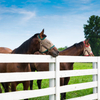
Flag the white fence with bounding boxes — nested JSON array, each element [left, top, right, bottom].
[[0, 54, 99, 100]]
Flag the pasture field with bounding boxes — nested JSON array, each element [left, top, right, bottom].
[[0, 63, 93, 100]]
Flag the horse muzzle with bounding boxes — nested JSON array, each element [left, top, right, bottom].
[[48, 48, 59, 57]]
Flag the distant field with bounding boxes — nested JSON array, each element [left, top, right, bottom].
[[0, 63, 93, 100]]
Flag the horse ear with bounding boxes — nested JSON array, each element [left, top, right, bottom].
[[39, 29, 46, 39], [87, 38, 89, 41], [85, 39, 89, 43], [39, 29, 44, 39], [86, 39, 89, 43]]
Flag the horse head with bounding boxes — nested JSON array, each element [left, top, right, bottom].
[[33, 29, 59, 57], [83, 39, 94, 56]]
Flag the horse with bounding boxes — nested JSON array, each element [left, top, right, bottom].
[[0, 47, 12, 53], [0, 47, 12, 92], [3, 29, 59, 100], [30, 39, 94, 100]]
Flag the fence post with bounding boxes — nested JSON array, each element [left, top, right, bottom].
[[97, 57, 100, 100], [55, 56, 60, 100], [49, 62, 55, 100], [93, 62, 98, 100]]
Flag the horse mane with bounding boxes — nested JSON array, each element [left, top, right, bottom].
[[12, 33, 40, 54], [60, 41, 84, 53], [73, 41, 84, 49]]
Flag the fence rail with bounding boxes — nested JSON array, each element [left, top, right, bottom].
[[0, 54, 99, 100]]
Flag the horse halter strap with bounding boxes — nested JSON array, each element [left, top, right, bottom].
[[38, 35, 55, 53], [83, 41, 93, 56]]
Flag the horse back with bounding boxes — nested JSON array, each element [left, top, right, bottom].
[[0, 47, 12, 53]]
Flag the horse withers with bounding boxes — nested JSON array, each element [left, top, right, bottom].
[[2, 29, 59, 100], [30, 39, 94, 100]]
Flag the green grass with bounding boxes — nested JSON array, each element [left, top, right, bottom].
[[66, 63, 93, 99], [0, 63, 93, 100]]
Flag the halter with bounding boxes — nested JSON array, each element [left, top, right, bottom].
[[38, 35, 55, 53], [83, 41, 93, 56]]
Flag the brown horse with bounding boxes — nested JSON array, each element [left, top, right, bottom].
[[30, 39, 94, 100], [0, 47, 12, 92], [3, 29, 59, 100], [0, 47, 12, 53]]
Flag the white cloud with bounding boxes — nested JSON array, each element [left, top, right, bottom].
[[20, 10, 36, 22], [0, 6, 36, 22]]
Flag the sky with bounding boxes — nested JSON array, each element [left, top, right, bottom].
[[0, 0, 100, 50]]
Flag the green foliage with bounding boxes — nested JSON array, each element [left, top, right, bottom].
[[58, 46, 67, 51], [84, 15, 100, 56]]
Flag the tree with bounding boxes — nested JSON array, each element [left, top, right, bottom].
[[58, 46, 67, 51], [84, 15, 100, 56]]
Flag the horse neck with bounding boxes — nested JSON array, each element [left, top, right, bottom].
[[59, 43, 84, 56], [12, 38, 39, 54]]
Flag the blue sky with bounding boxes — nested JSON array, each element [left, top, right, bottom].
[[0, 0, 100, 50]]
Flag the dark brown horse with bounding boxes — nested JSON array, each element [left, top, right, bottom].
[[30, 39, 94, 100], [0, 47, 12, 93], [2, 29, 59, 100]]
